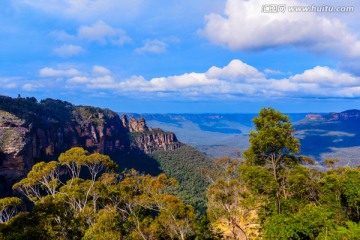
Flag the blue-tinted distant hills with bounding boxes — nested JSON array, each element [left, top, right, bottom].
[[121, 111, 360, 167], [293, 109, 360, 167]]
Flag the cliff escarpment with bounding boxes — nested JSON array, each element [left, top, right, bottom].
[[122, 115, 181, 154], [0, 96, 181, 196]]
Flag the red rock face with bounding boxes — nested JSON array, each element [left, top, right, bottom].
[[122, 114, 181, 154], [132, 130, 181, 154]]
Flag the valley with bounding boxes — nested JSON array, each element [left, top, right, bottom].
[[130, 111, 360, 167]]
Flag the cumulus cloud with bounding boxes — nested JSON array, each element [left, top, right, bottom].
[[53, 44, 85, 58], [200, 0, 360, 58], [58, 59, 360, 99], [206, 59, 265, 83], [39, 67, 82, 77], [78, 21, 131, 46], [290, 66, 359, 87], [135, 39, 167, 54]]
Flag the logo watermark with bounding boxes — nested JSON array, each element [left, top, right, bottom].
[[261, 5, 355, 13]]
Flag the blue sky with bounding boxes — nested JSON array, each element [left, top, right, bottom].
[[1, 0, 360, 113]]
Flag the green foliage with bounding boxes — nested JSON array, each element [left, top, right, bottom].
[[341, 168, 360, 222], [0, 197, 22, 223], [206, 108, 360, 239], [3, 147, 211, 239], [264, 205, 333, 239], [151, 145, 214, 212], [239, 164, 276, 195], [0, 96, 120, 133], [73, 106, 118, 126], [319, 221, 360, 240], [0, 212, 50, 240], [83, 209, 123, 240], [243, 108, 301, 215], [0, 96, 73, 128], [244, 107, 300, 166]]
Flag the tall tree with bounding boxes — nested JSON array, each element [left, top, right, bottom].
[[243, 107, 300, 214], [0, 197, 22, 223]]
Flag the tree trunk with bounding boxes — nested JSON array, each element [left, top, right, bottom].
[[271, 155, 282, 215], [276, 191, 281, 214]]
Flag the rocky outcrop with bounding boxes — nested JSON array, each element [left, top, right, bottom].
[[129, 116, 149, 132], [0, 111, 32, 194], [133, 130, 181, 154], [122, 115, 181, 154], [0, 96, 181, 197]]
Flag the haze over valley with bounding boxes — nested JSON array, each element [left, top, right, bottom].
[[132, 111, 360, 167]]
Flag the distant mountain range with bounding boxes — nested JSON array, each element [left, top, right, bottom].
[[126, 111, 360, 167], [294, 109, 360, 167]]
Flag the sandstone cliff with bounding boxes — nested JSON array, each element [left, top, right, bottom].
[[122, 114, 181, 154], [0, 96, 181, 196]]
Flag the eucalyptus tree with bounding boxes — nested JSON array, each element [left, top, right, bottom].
[[243, 107, 300, 214]]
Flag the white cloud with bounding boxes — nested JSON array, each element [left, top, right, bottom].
[[49, 30, 76, 41], [121, 62, 360, 98], [53, 44, 85, 58], [92, 66, 111, 76], [78, 20, 131, 46], [264, 69, 290, 76], [0, 78, 18, 89], [35, 60, 360, 100], [206, 59, 265, 83], [49, 21, 131, 57], [135, 39, 167, 54], [290, 66, 359, 87], [44, 65, 116, 90], [22, 83, 36, 91], [17, 0, 143, 22], [39, 67, 82, 77], [200, 0, 360, 58], [67, 76, 89, 84], [68, 74, 116, 90]]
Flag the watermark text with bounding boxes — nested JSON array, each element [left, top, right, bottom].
[[261, 4, 354, 13]]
